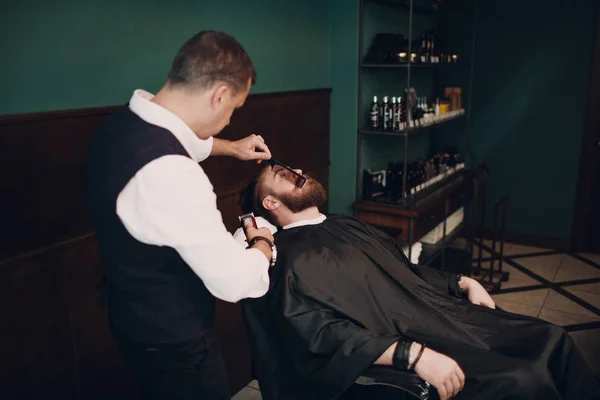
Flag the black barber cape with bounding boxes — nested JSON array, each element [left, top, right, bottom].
[[244, 214, 600, 400]]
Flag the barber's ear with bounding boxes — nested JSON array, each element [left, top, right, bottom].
[[262, 195, 280, 212], [210, 84, 231, 111]]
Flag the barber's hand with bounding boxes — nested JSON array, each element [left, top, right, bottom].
[[460, 276, 496, 309], [244, 220, 275, 263], [413, 346, 465, 400], [231, 134, 272, 164], [244, 221, 274, 243]]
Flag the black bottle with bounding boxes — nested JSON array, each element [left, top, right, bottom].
[[382, 96, 391, 131], [370, 95, 380, 129], [392, 97, 400, 131]]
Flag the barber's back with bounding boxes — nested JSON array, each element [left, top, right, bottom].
[[85, 107, 214, 344]]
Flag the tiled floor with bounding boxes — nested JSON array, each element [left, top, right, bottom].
[[476, 240, 600, 377], [232, 241, 600, 399]]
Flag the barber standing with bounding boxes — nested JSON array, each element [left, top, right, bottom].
[[85, 31, 275, 400]]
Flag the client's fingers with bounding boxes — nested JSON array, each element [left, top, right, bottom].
[[437, 385, 449, 400], [457, 367, 466, 391], [451, 374, 462, 396]]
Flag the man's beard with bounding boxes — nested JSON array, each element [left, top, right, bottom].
[[276, 177, 327, 213]]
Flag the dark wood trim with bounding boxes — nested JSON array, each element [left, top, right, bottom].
[[572, 5, 600, 252], [0, 106, 122, 124], [0, 88, 333, 124]]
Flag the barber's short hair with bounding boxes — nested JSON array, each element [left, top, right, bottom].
[[167, 30, 256, 94]]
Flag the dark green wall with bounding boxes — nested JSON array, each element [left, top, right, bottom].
[[329, 0, 359, 215], [470, 0, 598, 241], [0, 0, 330, 115], [3, 0, 595, 241]]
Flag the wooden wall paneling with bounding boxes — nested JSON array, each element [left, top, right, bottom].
[[214, 300, 254, 396], [65, 237, 139, 399], [0, 251, 78, 399], [572, 7, 600, 253], [0, 88, 331, 398], [0, 109, 117, 261]]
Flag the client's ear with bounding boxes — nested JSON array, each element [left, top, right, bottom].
[[262, 195, 281, 212]]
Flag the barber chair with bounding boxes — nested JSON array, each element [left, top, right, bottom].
[[241, 296, 431, 400]]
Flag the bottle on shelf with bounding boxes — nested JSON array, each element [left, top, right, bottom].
[[434, 98, 440, 118], [382, 96, 391, 131], [392, 97, 400, 131], [399, 95, 407, 130], [419, 33, 428, 64], [370, 95, 380, 129], [387, 97, 394, 131], [397, 96, 404, 131], [429, 31, 438, 64]]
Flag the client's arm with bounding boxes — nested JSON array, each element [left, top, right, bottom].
[[356, 218, 492, 306], [357, 219, 465, 297], [376, 342, 466, 400], [277, 278, 465, 400], [278, 284, 398, 388]]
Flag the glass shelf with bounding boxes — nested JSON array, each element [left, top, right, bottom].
[[361, 62, 458, 68], [359, 110, 466, 137]]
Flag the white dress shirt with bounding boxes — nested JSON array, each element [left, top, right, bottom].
[[116, 89, 270, 303]]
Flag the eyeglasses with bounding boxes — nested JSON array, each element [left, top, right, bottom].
[[268, 158, 307, 188]]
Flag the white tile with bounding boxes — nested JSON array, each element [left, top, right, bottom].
[[493, 299, 541, 318], [497, 264, 542, 289], [563, 282, 600, 295], [232, 386, 262, 400], [538, 309, 599, 326], [504, 243, 551, 256], [492, 289, 550, 308], [541, 291, 600, 319], [578, 253, 600, 265], [554, 255, 600, 282], [569, 328, 600, 377], [564, 288, 600, 311], [516, 254, 565, 282]]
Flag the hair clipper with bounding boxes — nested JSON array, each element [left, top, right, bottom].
[[238, 212, 258, 236]]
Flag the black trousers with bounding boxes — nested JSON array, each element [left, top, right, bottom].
[[114, 330, 230, 400]]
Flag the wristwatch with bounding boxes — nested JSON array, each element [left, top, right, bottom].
[[248, 236, 277, 267]]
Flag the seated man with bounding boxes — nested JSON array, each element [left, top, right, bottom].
[[236, 164, 600, 400]]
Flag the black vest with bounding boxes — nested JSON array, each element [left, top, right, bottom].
[[85, 106, 214, 343]]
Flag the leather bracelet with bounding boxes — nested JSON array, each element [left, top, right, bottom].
[[247, 236, 274, 249], [392, 340, 411, 370], [408, 343, 426, 370]]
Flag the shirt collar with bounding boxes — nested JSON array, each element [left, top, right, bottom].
[[128, 89, 213, 162], [282, 214, 327, 230]]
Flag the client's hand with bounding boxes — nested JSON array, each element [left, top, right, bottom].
[[413, 345, 465, 400], [460, 277, 496, 309]]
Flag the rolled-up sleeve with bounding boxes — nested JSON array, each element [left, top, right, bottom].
[[116, 154, 270, 303]]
